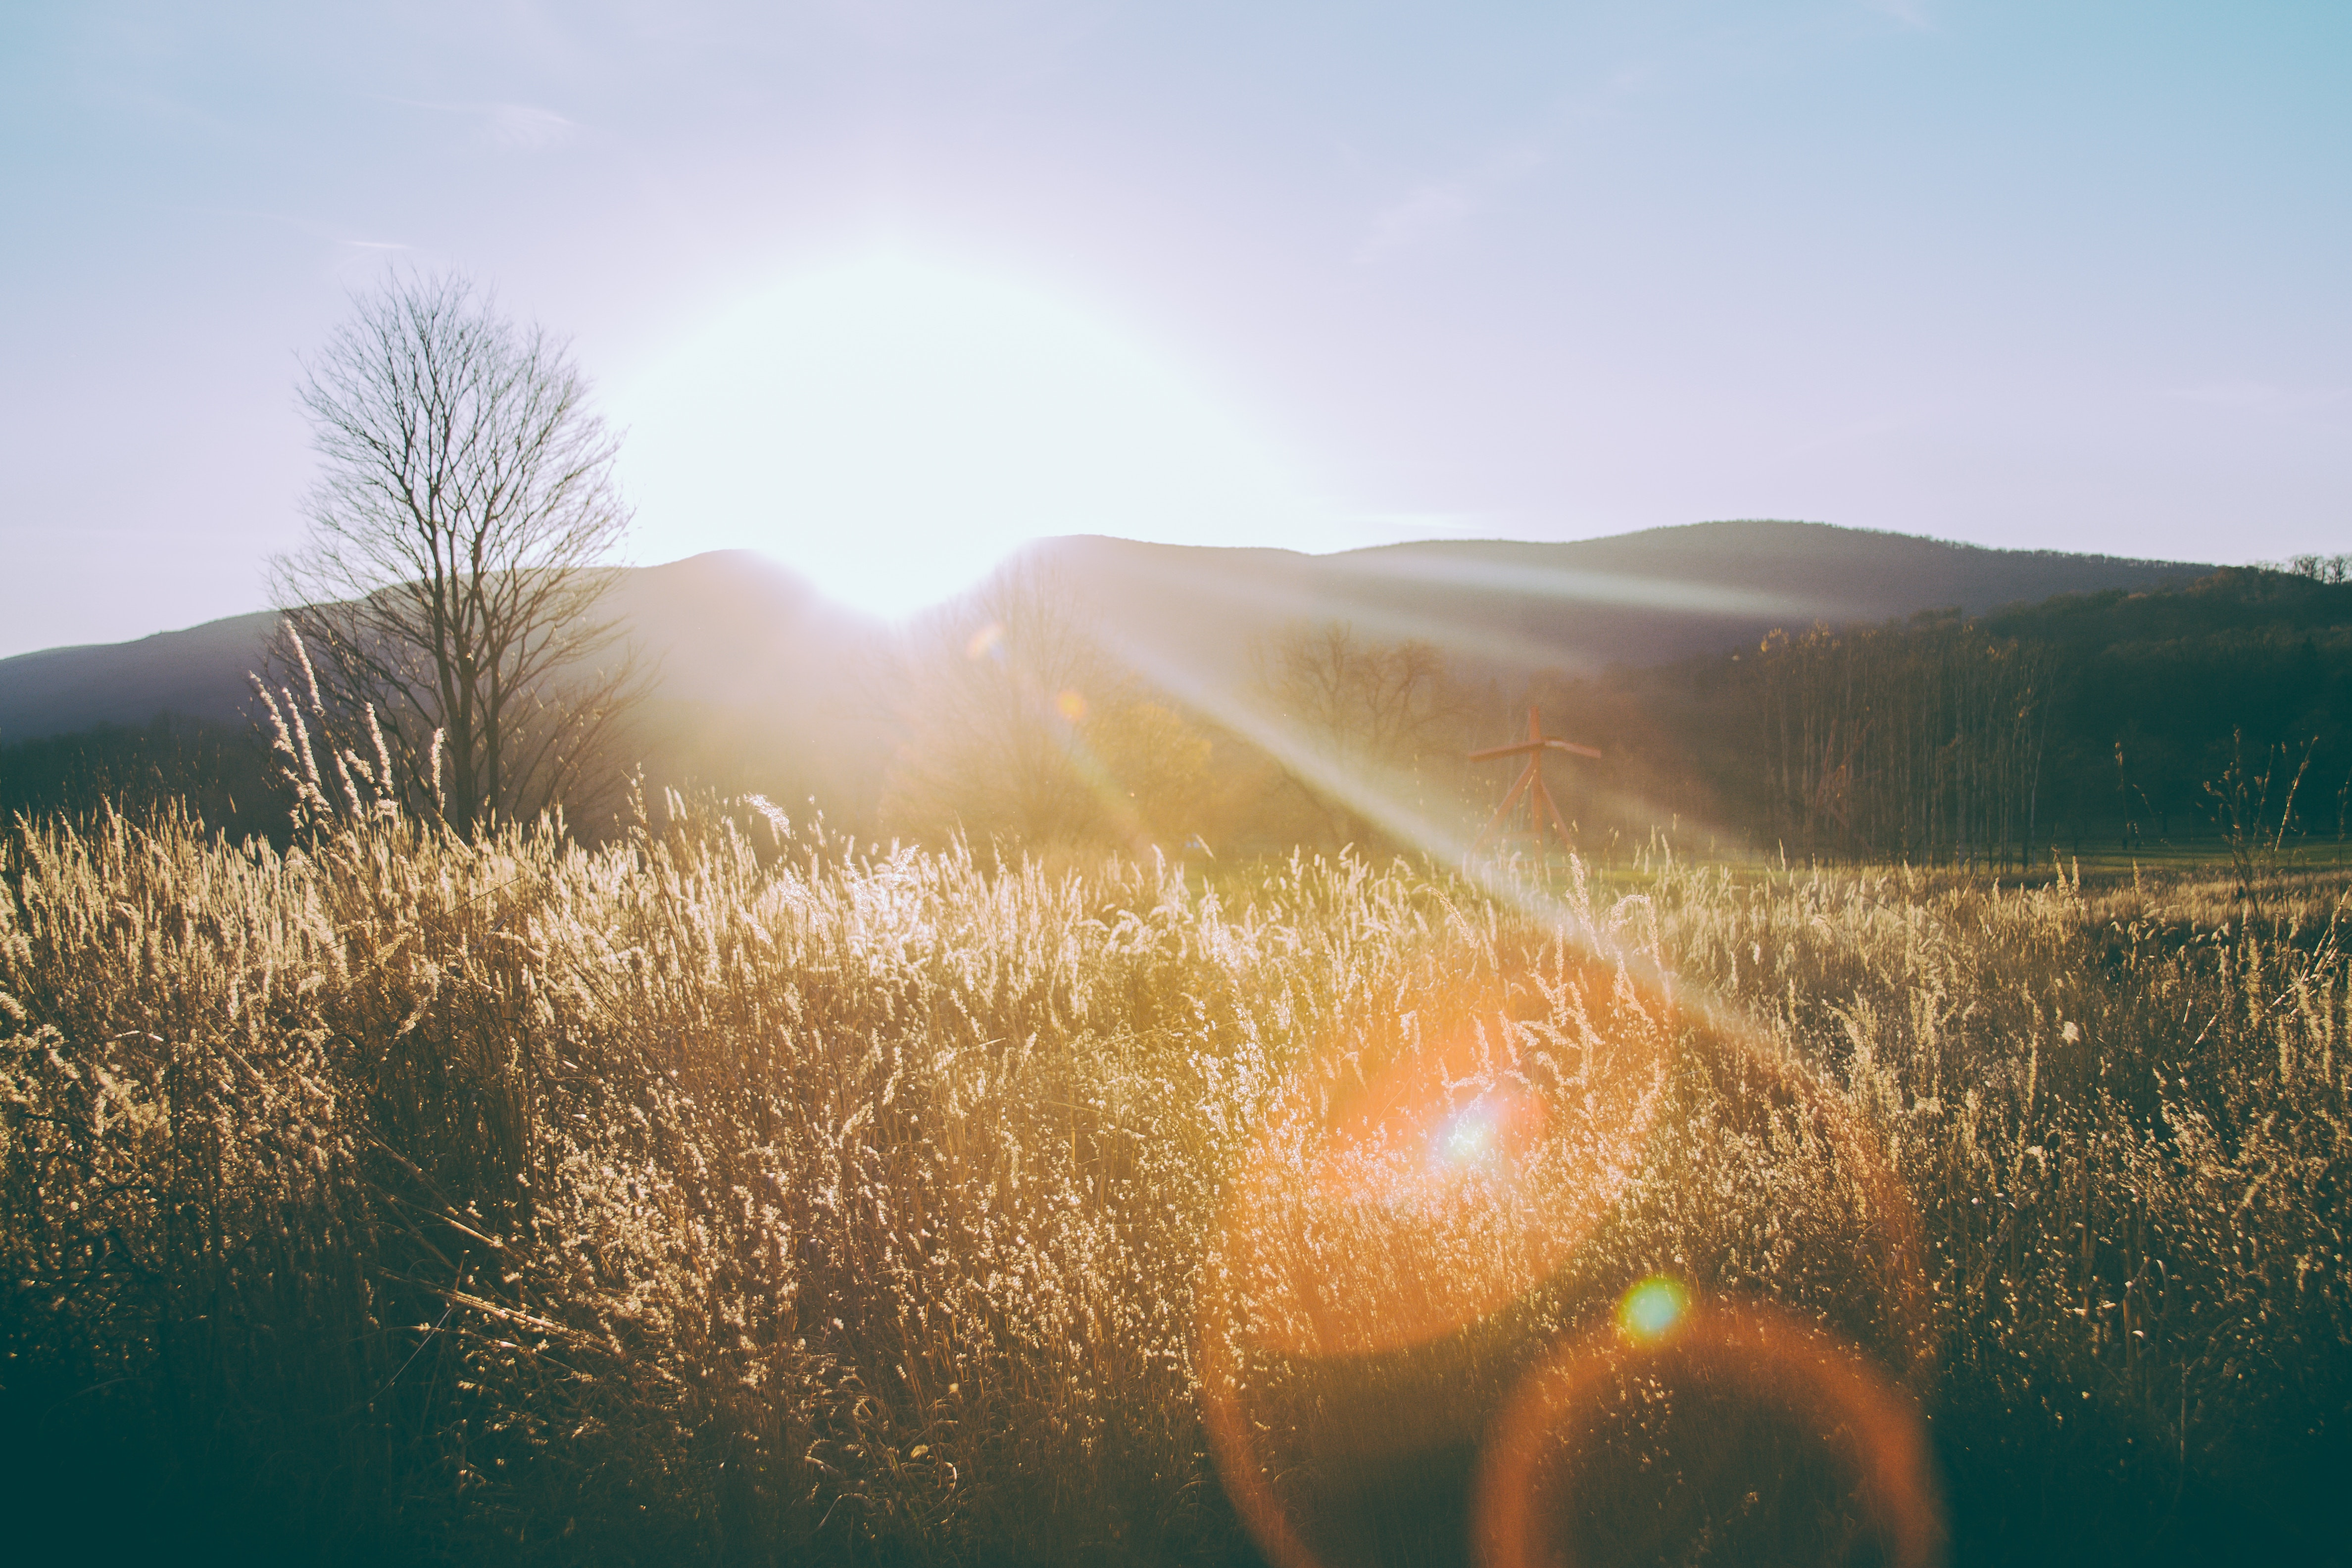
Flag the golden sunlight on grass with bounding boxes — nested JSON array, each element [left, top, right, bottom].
[[1477, 1296, 1943, 1568], [2, 797, 2347, 1563]]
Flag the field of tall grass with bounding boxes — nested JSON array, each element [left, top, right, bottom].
[[2, 797, 2347, 1565]]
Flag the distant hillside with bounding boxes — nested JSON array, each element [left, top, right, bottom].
[[1, 521, 2210, 764], [0, 554, 884, 747], [1541, 562, 2352, 861], [0, 609, 281, 740], [1034, 521, 2210, 691]]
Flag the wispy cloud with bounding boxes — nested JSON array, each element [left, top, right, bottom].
[[379, 97, 582, 152], [169, 206, 420, 271], [1354, 67, 1650, 263], [1863, 0, 1935, 30], [809, 0, 1109, 54], [481, 102, 579, 151], [1357, 138, 1549, 262], [2168, 380, 2349, 413]]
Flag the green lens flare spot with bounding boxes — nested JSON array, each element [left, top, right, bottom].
[[1616, 1275, 1690, 1344]]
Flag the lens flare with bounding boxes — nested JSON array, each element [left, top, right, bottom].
[[1195, 920, 1939, 1568], [1615, 1275, 1689, 1344], [1216, 971, 1670, 1362], [1431, 1092, 1509, 1169], [1476, 1300, 1946, 1568], [1199, 963, 1677, 1568]]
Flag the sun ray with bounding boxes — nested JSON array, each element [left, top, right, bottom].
[[614, 253, 1340, 618]]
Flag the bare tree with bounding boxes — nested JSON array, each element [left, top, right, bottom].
[[880, 562, 1114, 845], [1751, 616, 2060, 868], [269, 273, 642, 834], [878, 561, 1214, 850], [2270, 553, 2352, 585], [1257, 622, 1454, 845]]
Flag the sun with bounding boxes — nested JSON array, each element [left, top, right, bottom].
[[613, 253, 1339, 619]]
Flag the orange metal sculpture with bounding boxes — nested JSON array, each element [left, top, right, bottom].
[[1469, 706, 1603, 854]]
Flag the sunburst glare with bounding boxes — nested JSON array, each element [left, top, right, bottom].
[[615, 253, 1345, 618]]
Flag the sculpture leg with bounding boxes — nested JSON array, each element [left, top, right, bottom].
[[1534, 773, 1574, 853], [1472, 762, 1539, 853]]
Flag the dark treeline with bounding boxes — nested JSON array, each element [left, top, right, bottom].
[[8, 566, 2350, 866], [1671, 566, 2352, 864], [1991, 568, 2352, 852], [1438, 564, 2352, 867], [1748, 615, 2060, 866], [0, 717, 285, 841]]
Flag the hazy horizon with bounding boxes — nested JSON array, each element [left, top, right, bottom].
[[0, 518, 2232, 658]]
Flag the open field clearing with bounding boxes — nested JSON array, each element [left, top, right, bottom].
[[12, 11, 2348, 1564], [3, 800, 2347, 1565]]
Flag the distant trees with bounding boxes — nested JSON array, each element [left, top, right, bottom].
[[1982, 571, 2352, 852], [2273, 553, 2352, 585], [1750, 617, 2058, 867], [879, 565, 1212, 850], [1257, 622, 1456, 845], [0, 717, 277, 837], [268, 273, 641, 836]]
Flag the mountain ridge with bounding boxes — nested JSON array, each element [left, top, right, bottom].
[[0, 521, 2215, 746]]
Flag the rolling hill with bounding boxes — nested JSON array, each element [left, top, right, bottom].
[[0, 521, 2210, 751]]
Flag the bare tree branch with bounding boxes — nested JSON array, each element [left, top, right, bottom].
[[1256, 621, 1453, 845], [266, 272, 644, 835]]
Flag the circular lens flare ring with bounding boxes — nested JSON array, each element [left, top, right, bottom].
[[1195, 951, 1943, 1568], [1216, 974, 1674, 1361], [1476, 1292, 1947, 1568], [1195, 1288, 1330, 1568]]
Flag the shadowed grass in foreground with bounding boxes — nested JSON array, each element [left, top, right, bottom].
[[1, 800, 2346, 1564]]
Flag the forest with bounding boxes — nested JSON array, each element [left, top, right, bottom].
[[7, 559, 2346, 876]]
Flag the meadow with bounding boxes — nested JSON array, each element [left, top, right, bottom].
[[2, 796, 2347, 1565]]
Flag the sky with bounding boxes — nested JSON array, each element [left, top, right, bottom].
[[1, 0, 2346, 651]]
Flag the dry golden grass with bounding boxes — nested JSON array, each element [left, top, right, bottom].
[[2, 797, 2346, 1564]]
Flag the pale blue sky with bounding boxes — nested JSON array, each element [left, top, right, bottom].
[[2, 1, 2345, 648]]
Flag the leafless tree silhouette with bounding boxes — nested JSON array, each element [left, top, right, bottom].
[[1258, 621, 1453, 844], [879, 562, 1119, 845], [269, 273, 643, 835]]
